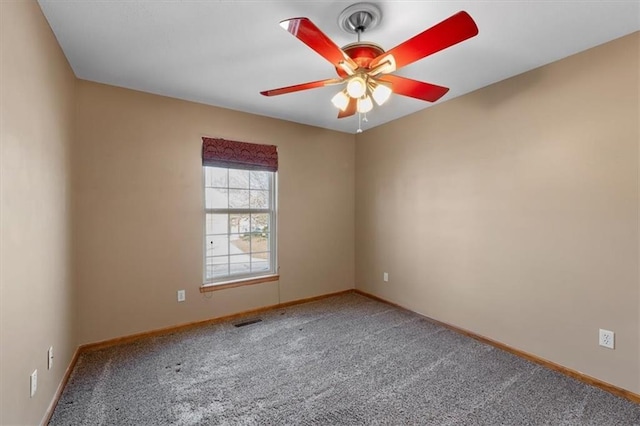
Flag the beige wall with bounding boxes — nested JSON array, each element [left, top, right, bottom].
[[355, 33, 640, 393], [73, 81, 355, 344], [0, 1, 77, 424]]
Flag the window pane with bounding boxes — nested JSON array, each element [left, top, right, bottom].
[[250, 171, 269, 190], [229, 255, 251, 276], [205, 167, 227, 188], [212, 264, 229, 278], [206, 214, 228, 235], [252, 253, 270, 273], [206, 256, 229, 279], [229, 214, 250, 234], [206, 265, 214, 279], [251, 232, 269, 255], [229, 189, 250, 208], [209, 256, 228, 265], [205, 188, 228, 209], [250, 190, 269, 209], [229, 233, 250, 255], [229, 169, 250, 189], [251, 213, 270, 233], [206, 235, 229, 256], [205, 258, 213, 279]]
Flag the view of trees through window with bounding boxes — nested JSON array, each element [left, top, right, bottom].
[[204, 166, 274, 281]]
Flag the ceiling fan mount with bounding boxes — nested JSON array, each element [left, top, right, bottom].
[[261, 4, 479, 122], [337, 3, 382, 35]]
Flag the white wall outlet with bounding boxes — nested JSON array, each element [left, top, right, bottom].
[[30, 369, 37, 397], [48, 346, 54, 370], [599, 329, 614, 349], [383, 272, 389, 282], [177, 290, 186, 302]]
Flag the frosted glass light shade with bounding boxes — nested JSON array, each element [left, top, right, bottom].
[[346, 76, 367, 98], [331, 91, 350, 111], [372, 82, 392, 105], [357, 96, 373, 113]]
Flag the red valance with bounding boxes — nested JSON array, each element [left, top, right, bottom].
[[202, 137, 278, 172]]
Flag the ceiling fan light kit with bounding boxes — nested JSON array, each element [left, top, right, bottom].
[[261, 2, 479, 131]]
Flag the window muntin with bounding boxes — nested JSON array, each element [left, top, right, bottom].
[[204, 166, 276, 283]]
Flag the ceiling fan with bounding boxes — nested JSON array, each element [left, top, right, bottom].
[[261, 3, 479, 120]]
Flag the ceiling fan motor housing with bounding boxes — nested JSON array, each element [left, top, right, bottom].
[[336, 42, 385, 75]]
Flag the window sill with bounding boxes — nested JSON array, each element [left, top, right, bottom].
[[200, 274, 279, 293]]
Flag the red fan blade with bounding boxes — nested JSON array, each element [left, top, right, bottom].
[[370, 11, 478, 71], [338, 97, 357, 119], [377, 75, 449, 102], [261, 79, 342, 97], [280, 18, 358, 71]]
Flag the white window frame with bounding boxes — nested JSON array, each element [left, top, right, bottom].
[[203, 165, 277, 284]]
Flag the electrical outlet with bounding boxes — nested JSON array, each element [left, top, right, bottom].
[[30, 370, 37, 397], [383, 272, 389, 282], [599, 329, 614, 349], [48, 346, 54, 370], [177, 290, 185, 302]]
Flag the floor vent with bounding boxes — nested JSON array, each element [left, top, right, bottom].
[[233, 318, 263, 328]]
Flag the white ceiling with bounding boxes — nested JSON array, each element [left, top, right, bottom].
[[38, 1, 639, 134]]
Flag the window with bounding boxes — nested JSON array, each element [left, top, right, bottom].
[[201, 137, 278, 285], [204, 167, 276, 282]]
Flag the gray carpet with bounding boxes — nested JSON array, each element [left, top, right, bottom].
[[49, 293, 640, 425]]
